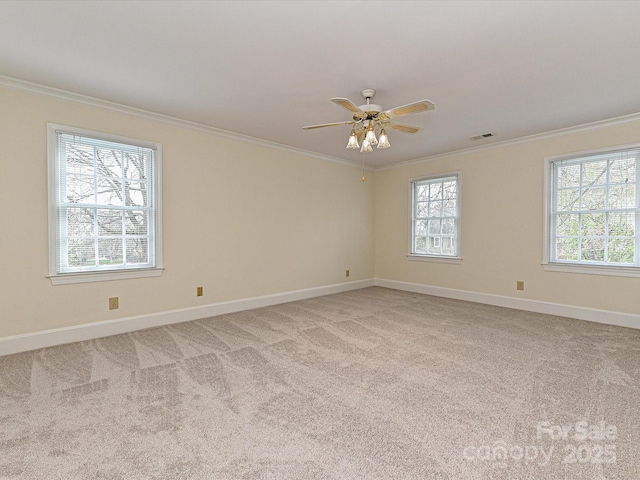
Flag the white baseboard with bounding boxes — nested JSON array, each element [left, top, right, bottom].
[[3, 277, 637, 356], [375, 278, 640, 330], [0, 279, 375, 356]]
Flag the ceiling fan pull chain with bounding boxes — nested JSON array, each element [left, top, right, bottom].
[[361, 152, 366, 182]]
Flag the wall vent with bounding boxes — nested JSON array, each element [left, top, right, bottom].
[[470, 132, 495, 141]]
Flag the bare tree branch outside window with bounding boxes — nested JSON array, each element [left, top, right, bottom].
[[58, 134, 154, 271]]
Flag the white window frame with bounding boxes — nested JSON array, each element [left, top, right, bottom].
[[543, 143, 640, 278], [47, 124, 164, 285], [408, 172, 462, 263]]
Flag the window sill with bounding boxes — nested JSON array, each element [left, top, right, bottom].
[[542, 263, 640, 278], [407, 254, 462, 264], [47, 267, 165, 285]]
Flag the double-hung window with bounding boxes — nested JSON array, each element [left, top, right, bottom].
[[545, 145, 639, 276], [47, 124, 163, 284], [409, 173, 461, 261]]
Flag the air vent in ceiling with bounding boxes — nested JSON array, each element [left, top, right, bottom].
[[470, 132, 495, 141]]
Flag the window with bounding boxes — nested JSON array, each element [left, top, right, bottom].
[[48, 124, 163, 284], [545, 145, 639, 276], [409, 173, 461, 261]]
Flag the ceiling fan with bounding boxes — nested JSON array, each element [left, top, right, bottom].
[[303, 89, 435, 153]]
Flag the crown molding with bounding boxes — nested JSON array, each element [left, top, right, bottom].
[[4, 74, 637, 174], [378, 110, 640, 171], [0, 74, 367, 170]]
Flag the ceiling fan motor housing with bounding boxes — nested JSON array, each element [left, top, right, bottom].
[[359, 88, 382, 117], [354, 106, 383, 121]]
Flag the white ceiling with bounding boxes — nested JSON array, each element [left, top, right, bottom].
[[2, 1, 640, 168]]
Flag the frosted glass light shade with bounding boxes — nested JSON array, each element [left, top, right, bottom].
[[360, 138, 373, 153], [365, 125, 378, 145], [377, 129, 390, 149], [346, 129, 359, 149]]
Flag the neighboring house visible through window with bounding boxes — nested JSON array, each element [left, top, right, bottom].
[[544, 145, 639, 277], [409, 173, 461, 262], [47, 124, 163, 284]]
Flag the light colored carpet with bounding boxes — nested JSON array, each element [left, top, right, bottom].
[[1, 287, 638, 479]]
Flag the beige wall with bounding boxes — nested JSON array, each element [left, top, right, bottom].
[[374, 119, 640, 315], [0, 87, 374, 338], [2, 83, 638, 342]]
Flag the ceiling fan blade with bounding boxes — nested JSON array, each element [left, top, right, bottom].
[[302, 121, 355, 130], [390, 123, 420, 134], [384, 100, 435, 119], [331, 98, 364, 114]]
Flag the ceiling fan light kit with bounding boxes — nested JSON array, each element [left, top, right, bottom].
[[303, 88, 435, 154]]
